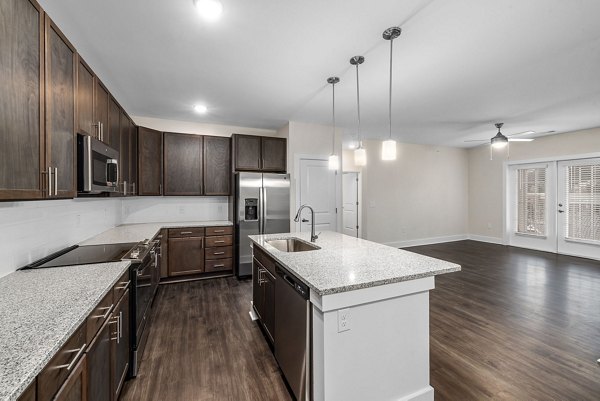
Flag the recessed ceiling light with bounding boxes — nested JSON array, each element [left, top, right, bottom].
[[193, 0, 223, 22], [193, 104, 208, 114]]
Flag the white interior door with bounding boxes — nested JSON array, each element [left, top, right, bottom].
[[342, 172, 359, 237], [299, 158, 336, 233], [508, 163, 556, 253], [557, 158, 600, 260]]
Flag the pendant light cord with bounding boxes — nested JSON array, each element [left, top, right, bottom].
[[332, 82, 336, 154], [388, 38, 393, 140], [355, 63, 361, 146]]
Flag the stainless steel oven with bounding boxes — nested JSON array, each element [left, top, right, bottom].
[[77, 133, 119, 193]]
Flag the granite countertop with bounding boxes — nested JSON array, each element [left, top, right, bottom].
[[80, 220, 233, 245], [249, 231, 461, 296], [0, 261, 130, 401]]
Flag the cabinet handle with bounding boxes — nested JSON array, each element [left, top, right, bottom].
[[180, 231, 193, 235], [54, 167, 58, 196], [212, 264, 225, 268], [123, 180, 128, 196], [92, 304, 114, 320], [132, 182, 136, 195], [214, 229, 224, 233], [56, 344, 87, 371], [119, 311, 123, 339], [213, 252, 225, 255], [110, 315, 119, 342], [115, 280, 131, 290], [48, 166, 52, 197]]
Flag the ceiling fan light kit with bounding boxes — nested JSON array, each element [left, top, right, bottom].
[[490, 123, 510, 160]]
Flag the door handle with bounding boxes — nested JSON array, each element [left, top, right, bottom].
[[302, 218, 309, 223], [558, 210, 564, 213]]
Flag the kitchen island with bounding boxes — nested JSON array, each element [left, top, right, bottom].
[[249, 231, 461, 401]]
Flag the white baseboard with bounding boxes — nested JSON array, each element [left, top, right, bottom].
[[467, 234, 504, 245], [386, 234, 469, 248]]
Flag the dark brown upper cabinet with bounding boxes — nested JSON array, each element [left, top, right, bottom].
[[138, 127, 163, 196], [94, 80, 109, 144], [119, 109, 130, 195], [129, 119, 138, 196], [0, 0, 45, 200], [76, 56, 94, 137], [232, 134, 286, 173], [203, 136, 231, 195], [45, 16, 76, 199], [163, 133, 203, 196], [107, 96, 120, 151]]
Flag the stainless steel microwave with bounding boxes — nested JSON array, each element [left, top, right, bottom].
[[77, 134, 119, 193]]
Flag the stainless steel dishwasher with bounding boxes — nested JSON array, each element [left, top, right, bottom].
[[274, 264, 311, 401]]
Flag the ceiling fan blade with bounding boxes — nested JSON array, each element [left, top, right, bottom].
[[464, 139, 488, 142], [507, 130, 535, 137], [508, 138, 534, 142]]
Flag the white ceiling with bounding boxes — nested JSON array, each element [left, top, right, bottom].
[[38, 0, 600, 147]]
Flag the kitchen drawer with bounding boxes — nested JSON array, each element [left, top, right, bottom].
[[253, 246, 276, 276], [86, 290, 114, 344], [113, 270, 130, 303], [37, 323, 87, 401], [205, 226, 233, 236], [205, 258, 232, 273], [205, 246, 233, 260], [168, 227, 205, 238], [205, 234, 232, 248]]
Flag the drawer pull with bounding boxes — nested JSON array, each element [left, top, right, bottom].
[[213, 252, 225, 255], [214, 230, 225, 233], [115, 280, 131, 290], [92, 304, 113, 320], [214, 240, 225, 244], [212, 264, 225, 268], [56, 344, 86, 371], [180, 231, 193, 235]]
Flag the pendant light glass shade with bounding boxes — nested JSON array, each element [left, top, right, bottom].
[[381, 139, 397, 160], [328, 154, 340, 170], [354, 147, 367, 166]]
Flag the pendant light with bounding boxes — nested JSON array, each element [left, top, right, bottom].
[[327, 77, 340, 170], [381, 26, 402, 161], [350, 56, 367, 166]]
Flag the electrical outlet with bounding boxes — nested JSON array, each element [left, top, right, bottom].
[[179, 206, 185, 215], [337, 308, 351, 333]]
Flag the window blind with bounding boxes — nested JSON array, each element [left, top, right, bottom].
[[566, 162, 600, 242], [517, 168, 546, 236]]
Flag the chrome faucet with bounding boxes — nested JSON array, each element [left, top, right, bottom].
[[294, 204, 318, 242]]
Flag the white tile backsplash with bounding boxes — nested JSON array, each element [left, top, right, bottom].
[[0, 196, 230, 278]]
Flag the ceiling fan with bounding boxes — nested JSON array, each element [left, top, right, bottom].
[[464, 123, 535, 147]]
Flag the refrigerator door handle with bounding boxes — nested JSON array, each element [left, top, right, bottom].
[[258, 184, 264, 234], [262, 186, 268, 235]]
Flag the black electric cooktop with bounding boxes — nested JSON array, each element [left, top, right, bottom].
[[23, 243, 138, 269]]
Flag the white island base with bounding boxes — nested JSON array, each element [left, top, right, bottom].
[[311, 276, 435, 401]]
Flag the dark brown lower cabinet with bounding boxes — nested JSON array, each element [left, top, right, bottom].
[[112, 290, 130, 400], [86, 319, 111, 401], [16, 380, 36, 401], [52, 355, 87, 401], [168, 236, 205, 276], [252, 257, 275, 342]]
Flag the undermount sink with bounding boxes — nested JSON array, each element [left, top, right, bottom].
[[266, 238, 321, 252]]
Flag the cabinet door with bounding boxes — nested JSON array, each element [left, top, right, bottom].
[[112, 290, 130, 400], [107, 97, 120, 151], [0, 0, 44, 200], [45, 17, 76, 199], [17, 380, 36, 401], [261, 137, 287, 172], [168, 237, 205, 276], [129, 121, 138, 195], [234, 134, 261, 171], [138, 127, 163, 196], [52, 355, 87, 401], [262, 268, 276, 341], [94, 80, 109, 143], [119, 109, 130, 194], [163, 133, 203, 196], [204, 136, 230, 195], [252, 258, 264, 320], [86, 318, 111, 401], [76, 58, 94, 137]]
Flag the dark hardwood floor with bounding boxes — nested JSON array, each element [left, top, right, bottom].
[[120, 278, 293, 401], [121, 241, 600, 401], [408, 240, 600, 401]]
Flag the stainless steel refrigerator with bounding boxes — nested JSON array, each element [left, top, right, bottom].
[[234, 172, 290, 277]]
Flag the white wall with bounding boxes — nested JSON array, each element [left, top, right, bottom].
[[358, 140, 469, 247], [468, 127, 600, 241], [287, 121, 343, 232], [132, 116, 277, 137], [122, 196, 229, 224], [0, 198, 122, 277]]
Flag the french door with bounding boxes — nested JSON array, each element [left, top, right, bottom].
[[508, 158, 600, 260]]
